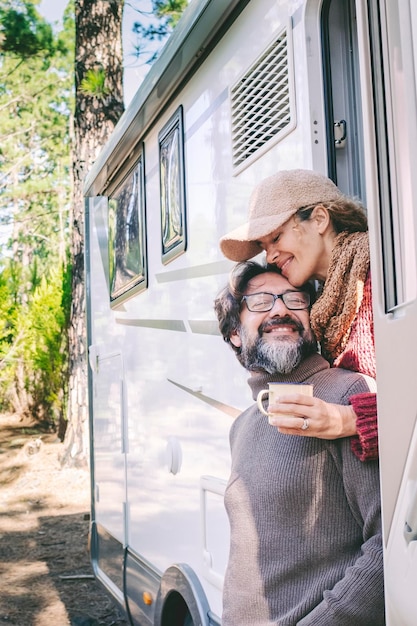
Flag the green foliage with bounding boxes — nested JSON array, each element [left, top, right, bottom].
[[0, 0, 73, 424], [152, 0, 188, 27], [132, 0, 188, 64], [0, 262, 16, 346], [25, 264, 70, 420], [0, 266, 68, 422], [0, 0, 54, 58], [79, 67, 110, 98], [0, 261, 70, 423], [0, 6, 74, 245]]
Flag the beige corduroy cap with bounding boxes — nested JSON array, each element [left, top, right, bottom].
[[219, 169, 343, 261]]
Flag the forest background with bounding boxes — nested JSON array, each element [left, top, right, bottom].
[[0, 0, 187, 464]]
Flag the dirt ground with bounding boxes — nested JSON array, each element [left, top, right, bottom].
[[0, 413, 130, 626]]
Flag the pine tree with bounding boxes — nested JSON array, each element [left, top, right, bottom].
[[63, 0, 125, 466]]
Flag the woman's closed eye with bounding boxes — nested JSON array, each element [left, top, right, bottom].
[[256, 231, 281, 250]]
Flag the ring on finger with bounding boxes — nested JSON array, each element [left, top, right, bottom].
[[301, 418, 309, 431]]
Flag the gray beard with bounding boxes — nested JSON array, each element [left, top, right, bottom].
[[238, 332, 316, 375]]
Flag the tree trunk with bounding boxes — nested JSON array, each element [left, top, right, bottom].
[[62, 0, 124, 467]]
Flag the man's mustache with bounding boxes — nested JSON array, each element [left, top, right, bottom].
[[259, 316, 304, 334]]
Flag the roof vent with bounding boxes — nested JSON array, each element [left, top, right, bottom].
[[231, 27, 295, 170]]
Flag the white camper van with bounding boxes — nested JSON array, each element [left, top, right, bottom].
[[84, 0, 417, 624]]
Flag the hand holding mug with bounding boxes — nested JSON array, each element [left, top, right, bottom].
[[257, 383, 314, 430]]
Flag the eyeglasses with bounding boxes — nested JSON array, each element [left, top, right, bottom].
[[241, 291, 310, 312]]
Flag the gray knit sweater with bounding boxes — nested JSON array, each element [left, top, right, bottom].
[[222, 354, 384, 625]]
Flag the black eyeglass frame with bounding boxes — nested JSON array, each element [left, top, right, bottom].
[[241, 290, 311, 312]]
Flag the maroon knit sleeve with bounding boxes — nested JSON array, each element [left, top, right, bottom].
[[349, 392, 379, 462]]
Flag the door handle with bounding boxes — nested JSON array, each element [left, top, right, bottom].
[[334, 119, 347, 147]]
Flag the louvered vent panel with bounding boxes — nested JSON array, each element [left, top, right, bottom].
[[231, 31, 292, 168]]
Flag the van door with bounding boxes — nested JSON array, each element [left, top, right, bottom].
[[364, 1, 417, 623], [321, 1, 417, 622]]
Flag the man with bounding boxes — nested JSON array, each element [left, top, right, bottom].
[[214, 261, 384, 625]]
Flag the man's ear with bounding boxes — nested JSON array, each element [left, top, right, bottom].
[[230, 328, 242, 348], [311, 205, 331, 234]]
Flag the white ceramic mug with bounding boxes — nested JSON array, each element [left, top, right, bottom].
[[257, 383, 314, 418]]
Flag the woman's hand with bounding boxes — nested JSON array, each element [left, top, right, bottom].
[[267, 394, 358, 439]]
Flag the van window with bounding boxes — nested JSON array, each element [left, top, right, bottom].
[[369, 0, 417, 311], [159, 106, 187, 264], [109, 157, 147, 305]]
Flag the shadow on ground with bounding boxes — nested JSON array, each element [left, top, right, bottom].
[[0, 512, 129, 625], [0, 414, 129, 625]]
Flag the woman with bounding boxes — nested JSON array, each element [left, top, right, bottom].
[[219, 169, 377, 461]]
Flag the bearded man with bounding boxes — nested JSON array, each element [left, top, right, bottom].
[[214, 261, 384, 626]]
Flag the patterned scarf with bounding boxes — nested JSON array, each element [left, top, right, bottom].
[[310, 231, 370, 362]]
